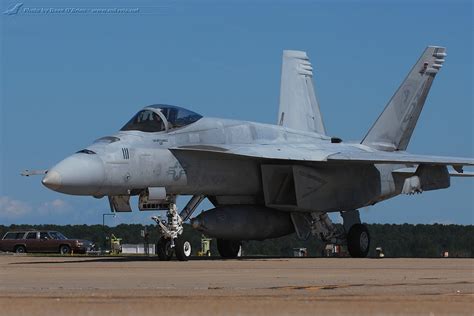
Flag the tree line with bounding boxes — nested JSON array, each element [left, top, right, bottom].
[[0, 223, 472, 257]]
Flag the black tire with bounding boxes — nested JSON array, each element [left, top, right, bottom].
[[217, 239, 241, 258], [156, 237, 173, 261], [59, 245, 71, 255], [347, 224, 370, 258], [175, 237, 192, 261], [15, 245, 26, 254]]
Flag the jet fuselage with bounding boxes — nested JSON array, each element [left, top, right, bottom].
[[43, 116, 401, 213]]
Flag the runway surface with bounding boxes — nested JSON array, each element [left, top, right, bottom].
[[0, 256, 472, 315]]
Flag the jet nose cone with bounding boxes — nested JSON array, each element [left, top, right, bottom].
[[43, 154, 106, 195], [41, 171, 62, 191]]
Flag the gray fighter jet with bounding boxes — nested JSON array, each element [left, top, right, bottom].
[[25, 46, 473, 260]]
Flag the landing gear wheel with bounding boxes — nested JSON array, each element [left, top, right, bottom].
[[156, 237, 173, 261], [217, 239, 241, 258], [175, 237, 192, 261], [347, 224, 370, 258], [59, 245, 71, 255]]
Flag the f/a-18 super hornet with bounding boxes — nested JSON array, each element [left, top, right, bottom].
[[24, 46, 473, 260]]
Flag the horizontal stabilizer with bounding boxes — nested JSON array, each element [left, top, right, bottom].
[[394, 167, 474, 177], [449, 171, 474, 177], [327, 151, 473, 168]]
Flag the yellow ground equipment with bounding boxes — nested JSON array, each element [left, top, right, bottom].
[[110, 234, 122, 254], [197, 235, 212, 256]]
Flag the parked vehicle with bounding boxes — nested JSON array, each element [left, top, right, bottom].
[[0, 230, 94, 254]]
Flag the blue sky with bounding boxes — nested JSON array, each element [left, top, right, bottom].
[[0, 0, 472, 226]]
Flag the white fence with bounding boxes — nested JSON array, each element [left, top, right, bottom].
[[121, 244, 155, 254]]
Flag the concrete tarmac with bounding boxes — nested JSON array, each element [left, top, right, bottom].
[[0, 256, 472, 315]]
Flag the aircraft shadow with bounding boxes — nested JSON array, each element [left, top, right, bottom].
[[8, 255, 314, 265]]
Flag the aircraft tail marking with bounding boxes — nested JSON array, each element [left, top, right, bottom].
[[362, 46, 447, 151], [278, 50, 326, 135]]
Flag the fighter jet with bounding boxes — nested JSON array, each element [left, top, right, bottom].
[[25, 46, 473, 260]]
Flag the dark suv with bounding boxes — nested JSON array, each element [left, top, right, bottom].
[[0, 230, 94, 254]]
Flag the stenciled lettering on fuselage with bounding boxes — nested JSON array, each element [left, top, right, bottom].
[[167, 162, 187, 181]]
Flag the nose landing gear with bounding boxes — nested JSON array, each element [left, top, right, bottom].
[[151, 195, 205, 261], [175, 238, 192, 261], [156, 237, 173, 261], [152, 202, 192, 261]]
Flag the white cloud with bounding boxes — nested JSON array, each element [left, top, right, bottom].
[[0, 196, 73, 221], [39, 199, 72, 214], [0, 196, 33, 219]]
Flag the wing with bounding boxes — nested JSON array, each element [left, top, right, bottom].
[[171, 144, 337, 161], [327, 151, 474, 169], [278, 50, 326, 135], [171, 144, 473, 170]]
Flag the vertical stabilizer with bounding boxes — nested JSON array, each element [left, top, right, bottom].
[[278, 50, 326, 135], [362, 46, 446, 151]]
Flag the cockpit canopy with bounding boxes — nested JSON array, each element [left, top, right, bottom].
[[120, 105, 202, 133]]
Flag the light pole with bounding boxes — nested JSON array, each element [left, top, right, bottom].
[[102, 213, 115, 227], [102, 213, 116, 252]]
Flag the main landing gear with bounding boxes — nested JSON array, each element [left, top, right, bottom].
[[216, 239, 242, 258], [306, 210, 370, 258], [346, 223, 370, 258], [342, 210, 370, 258]]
